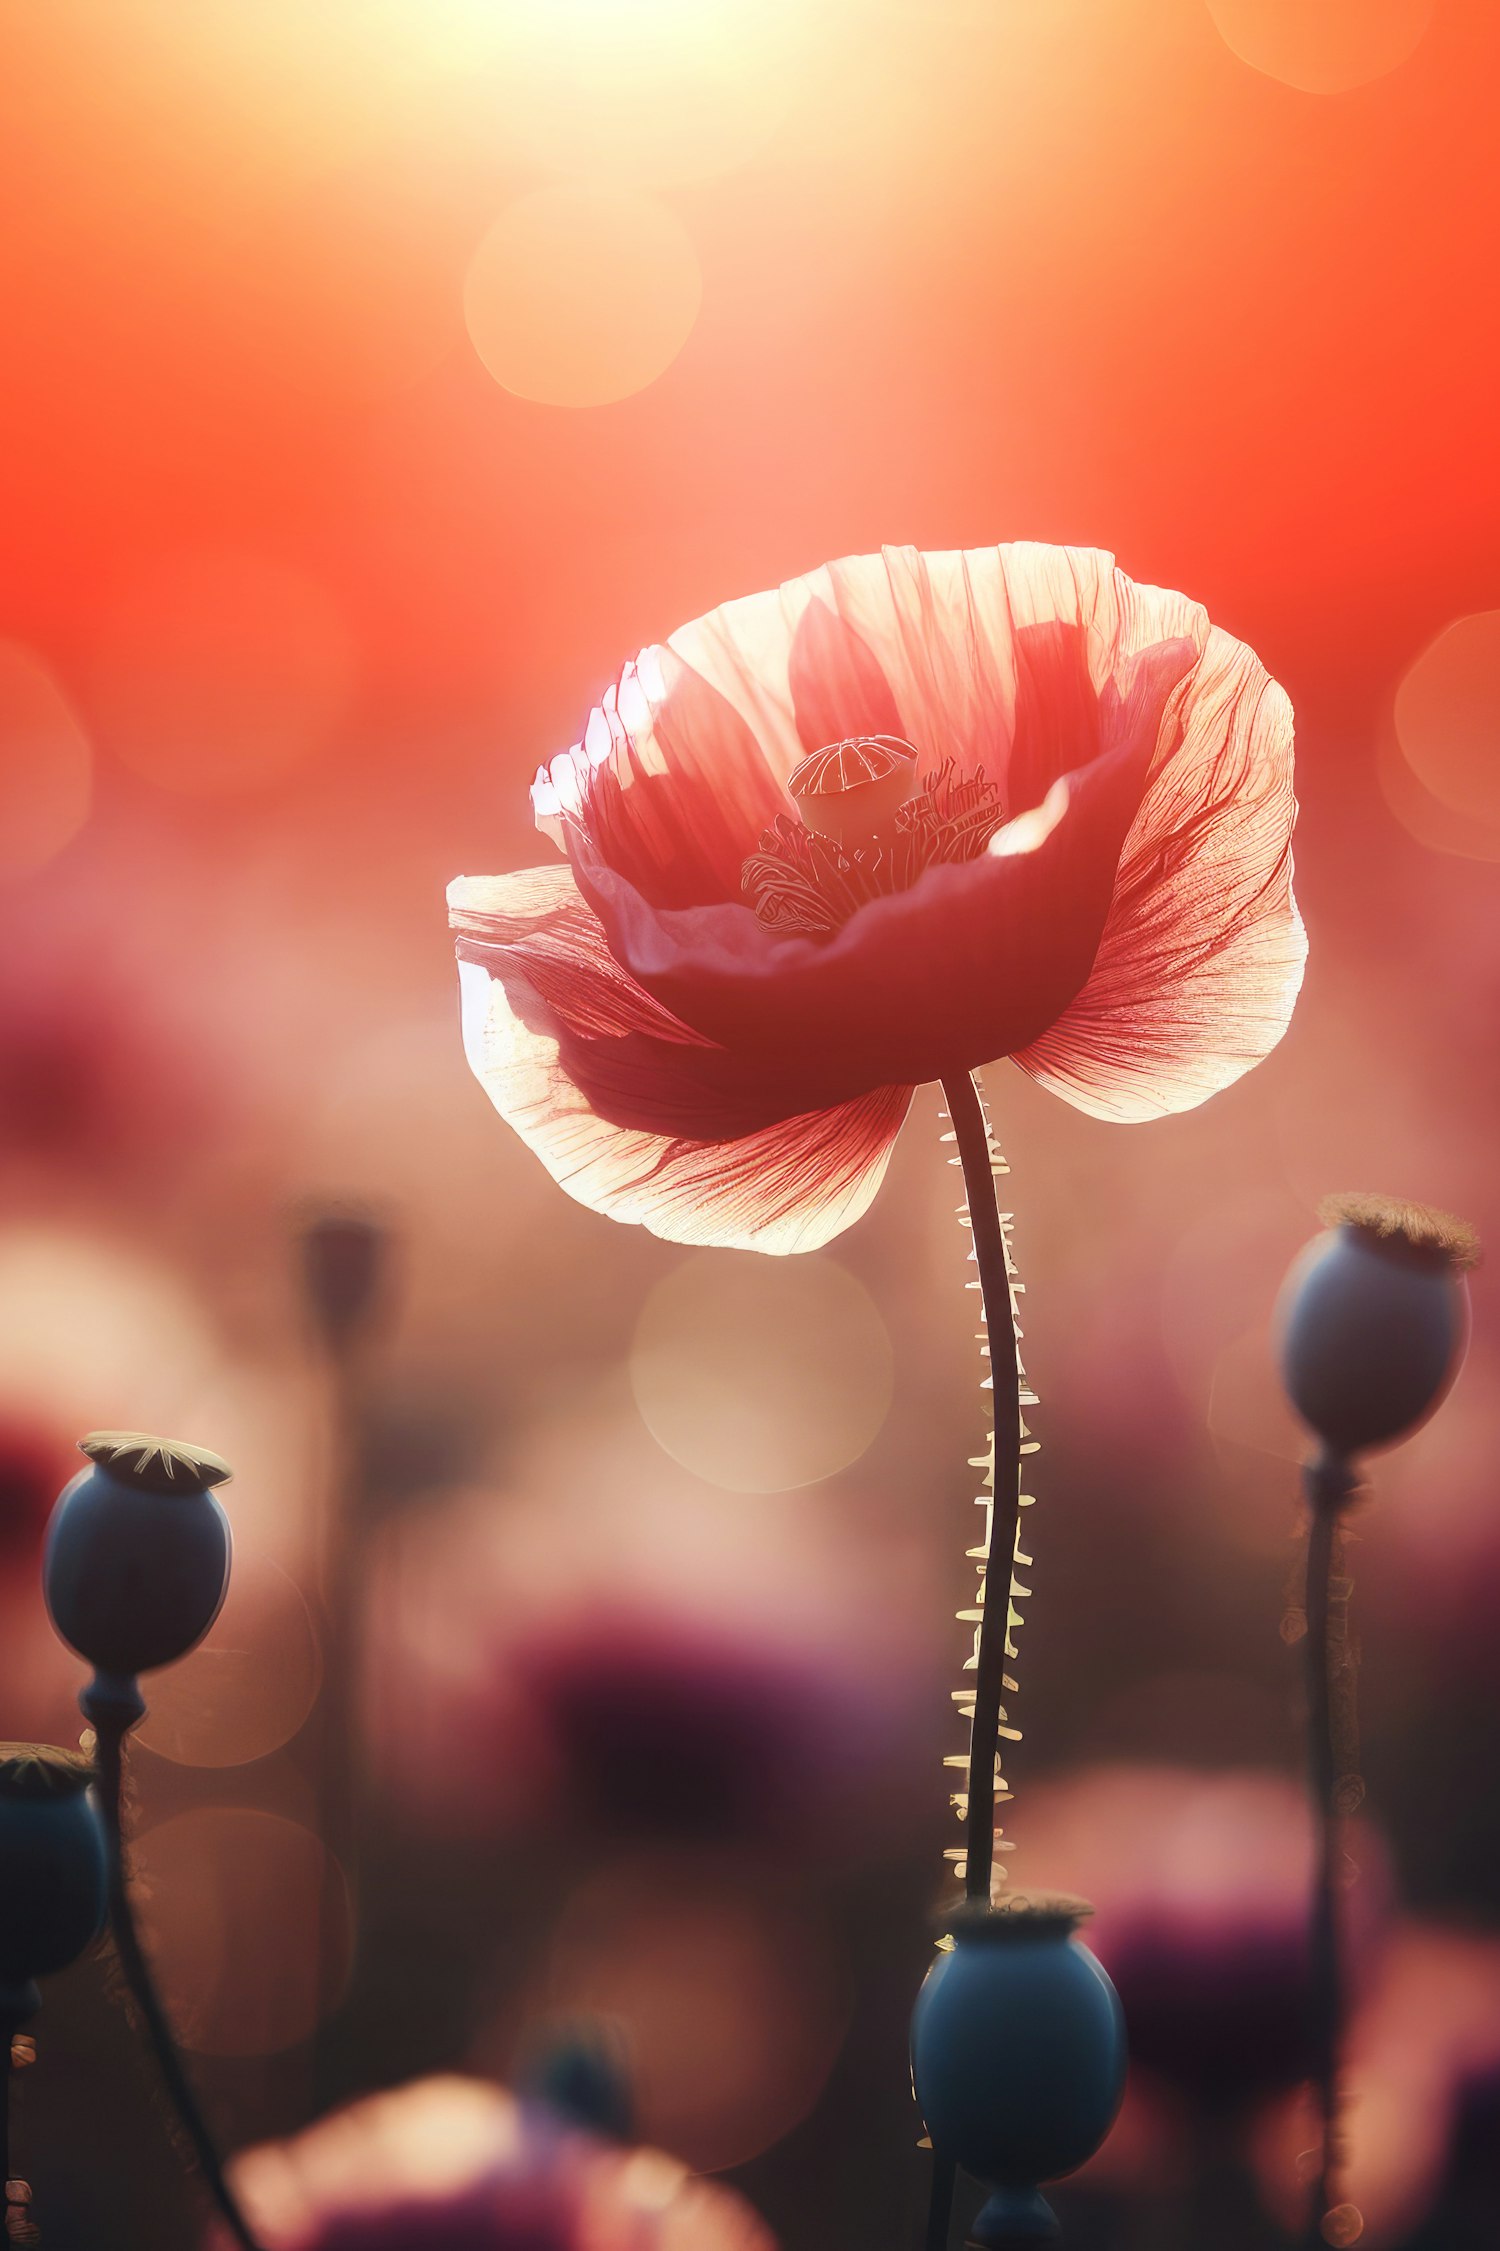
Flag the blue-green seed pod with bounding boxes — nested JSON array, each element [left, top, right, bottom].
[[44, 1433, 233, 1680], [515, 2014, 637, 2143], [1278, 1195, 1477, 1458], [0, 1746, 108, 1992], [912, 1896, 1126, 2246]]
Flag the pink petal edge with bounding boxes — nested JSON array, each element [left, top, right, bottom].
[[450, 869, 914, 1253]]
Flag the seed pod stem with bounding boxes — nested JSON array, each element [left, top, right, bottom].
[[84, 1683, 263, 2251], [0, 1985, 38, 2228], [1304, 1460, 1340, 2246]]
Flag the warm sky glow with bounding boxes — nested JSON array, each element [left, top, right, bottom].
[[95, 551, 356, 795], [0, 643, 93, 878]]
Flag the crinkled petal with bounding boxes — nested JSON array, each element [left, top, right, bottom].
[[786, 596, 904, 752], [486, 544, 1301, 1169], [532, 651, 788, 909], [668, 541, 1211, 800], [450, 867, 913, 1251], [569, 634, 1201, 1098], [1012, 628, 1305, 1119], [533, 544, 1212, 912]]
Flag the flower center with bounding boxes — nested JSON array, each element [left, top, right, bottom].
[[741, 735, 1005, 936]]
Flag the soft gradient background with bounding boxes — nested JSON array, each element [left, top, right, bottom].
[[2, 3, 1499, 2246]]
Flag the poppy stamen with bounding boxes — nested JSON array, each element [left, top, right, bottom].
[[740, 744, 1005, 936]]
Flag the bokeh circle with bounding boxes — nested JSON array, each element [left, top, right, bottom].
[[630, 1251, 893, 1492], [136, 1554, 321, 1769], [465, 185, 702, 408], [1204, 0, 1435, 94], [534, 1853, 849, 2172], [1392, 611, 1500, 828], [133, 1809, 351, 2055]]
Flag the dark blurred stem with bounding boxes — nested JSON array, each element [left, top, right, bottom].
[[923, 2150, 957, 2251], [941, 1070, 1023, 1908], [0, 1986, 36, 2224], [89, 1697, 263, 2251], [1302, 1453, 1352, 2250], [311, 1345, 363, 2109]]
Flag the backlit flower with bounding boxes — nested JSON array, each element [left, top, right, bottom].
[[208, 2074, 775, 2251], [450, 544, 1302, 1251]]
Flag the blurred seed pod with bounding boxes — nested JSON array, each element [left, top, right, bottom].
[[0, 1746, 108, 1994], [296, 1208, 392, 1351], [514, 2015, 637, 2143], [1278, 1195, 1478, 1458], [43, 1433, 233, 1679]]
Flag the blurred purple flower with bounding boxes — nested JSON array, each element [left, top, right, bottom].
[[1105, 1901, 1315, 2114], [207, 2076, 774, 2251], [1253, 1922, 1500, 2245], [0, 942, 220, 1184], [1016, 1765, 1389, 2117], [365, 1484, 929, 1865], [506, 1601, 913, 1854]]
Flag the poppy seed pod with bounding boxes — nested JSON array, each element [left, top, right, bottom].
[[1278, 1195, 1478, 1458], [911, 1897, 1127, 2245], [0, 1746, 108, 1995], [787, 732, 921, 847], [515, 2015, 637, 2144], [43, 1433, 233, 1681], [297, 1208, 391, 1349]]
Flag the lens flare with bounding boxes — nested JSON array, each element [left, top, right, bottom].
[[630, 1249, 893, 1492], [523, 1853, 850, 2173], [1392, 612, 1500, 830], [132, 1808, 351, 2056], [464, 185, 702, 409], [1204, 0, 1435, 95], [136, 1554, 321, 1769]]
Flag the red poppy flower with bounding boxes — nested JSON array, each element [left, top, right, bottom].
[[450, 544, 1302, 1251]]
